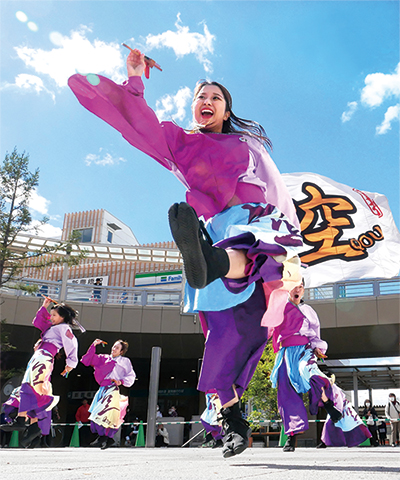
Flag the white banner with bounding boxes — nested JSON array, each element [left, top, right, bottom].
[[282, 172, 400, 287]]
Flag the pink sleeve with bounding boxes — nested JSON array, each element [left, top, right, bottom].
[[68, 74, 181, 171], [32, 306, 51, 332], [81, 343, 103, 368]]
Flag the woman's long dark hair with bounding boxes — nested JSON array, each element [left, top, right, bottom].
[[51, 303, 85, 333], [192, 80, 272, 151], [51, 304, 77, 325]]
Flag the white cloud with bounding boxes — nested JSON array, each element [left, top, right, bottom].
[[85, 151, 127, 167], [27, 220, 62, 239], [360, 63, 400, 108], [1, 73, 56, 101], [28, 188, 51, 215], [343, 63, 400, 135], [155, 86, 192, 122], [14, 26, 125, 88], [376, 103, 400, 135], [145, 14, 215, 73], [341, 101, 358, 123]]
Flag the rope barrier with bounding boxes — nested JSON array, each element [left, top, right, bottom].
[[47, 417, 393, 428]]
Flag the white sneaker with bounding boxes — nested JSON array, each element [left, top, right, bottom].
[[45, 395, 60, 411]]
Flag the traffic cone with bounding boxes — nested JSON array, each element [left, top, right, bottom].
[[135, 421, 145, 447], [69, 422, 80, 447], [9, 430, 19, 448], [279, 425, 288, 447]]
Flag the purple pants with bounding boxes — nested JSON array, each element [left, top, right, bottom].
[[197, 281, 269, 406], [277, 355, 331, 435]]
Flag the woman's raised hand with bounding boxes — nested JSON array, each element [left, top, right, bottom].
[[42, 296, 52, 309], [93, 338, 105, 346], [127, 49, 146, 77]]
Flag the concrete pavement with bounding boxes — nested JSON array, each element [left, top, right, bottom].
[[1, 446, 399, 480]]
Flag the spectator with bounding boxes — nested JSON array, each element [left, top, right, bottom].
[[92, 278, 102, 302], [168, 406, 178, 417], [155, 424, 169, 447], [362, 399, 379, 446], [75, 398, 90, 423], [125, 422, 139, 447], [378, 420, 387, 446], [156, 405, 163, 418], [75, 398, 91, 447], [385, 393, 400, 447]]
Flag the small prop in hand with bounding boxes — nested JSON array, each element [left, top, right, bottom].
[[122, 43, 162, 79], [41, 294, 60, 305], [61, 369, 69, 378]]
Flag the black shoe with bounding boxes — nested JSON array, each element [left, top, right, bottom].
[[283, 435, 297, 452], [212, 439, 223, 449], [202, 432, 214, 445], [27, 436, 42, 449], [90, 436, 103, 447], [0, 416, 27, 432], [100, 437, 114, 450], [323, 399, 343, 423], [316, 441, 327, 449], [168, 202, 230, 289], [20, 423, 41, 448], [219, 403, 251, 458]]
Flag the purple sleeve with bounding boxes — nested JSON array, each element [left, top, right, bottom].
[[68, 74, 181, 171], [299, 304, 328, 353], [32, 306, 52, 332], [121, 358, 136, 388], [81, 343, 103, 368], [60, 325, 79, 368]]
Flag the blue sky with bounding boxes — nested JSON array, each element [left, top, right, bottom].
[[1, 0, 399, 244]]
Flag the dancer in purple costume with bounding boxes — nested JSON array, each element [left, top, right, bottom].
[[270, 281, 371, 451], [68, 48, 304, 457], [81, 339, 136, 449], [2, 298, 80, 447]]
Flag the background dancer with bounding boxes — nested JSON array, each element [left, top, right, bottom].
[[1, 297, 80, 448], [81, 339, 136, 449], [270, 281, 371, 451], [68, 47, 304, 457]]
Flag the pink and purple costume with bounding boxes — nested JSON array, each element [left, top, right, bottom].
[[270, 301, 371, 446], [19, 307, 78, 434], [81, 343, 136, 438], [69, 74, 303, 405]]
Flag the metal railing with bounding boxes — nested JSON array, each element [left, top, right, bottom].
[[0, 279, 182, 307], [1, 276, 399, 306], [304, 277, 399, 301]]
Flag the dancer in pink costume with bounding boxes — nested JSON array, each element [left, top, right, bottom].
[[69, 48, 304, 457], [2, 297, 80, 447], [270, 281, 371, 451], [81, 339, 136, 449]]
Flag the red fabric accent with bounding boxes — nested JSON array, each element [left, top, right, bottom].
[[65, 328, 74, 340]]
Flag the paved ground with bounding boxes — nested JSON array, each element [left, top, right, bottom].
[[1, 446, 399, 480]]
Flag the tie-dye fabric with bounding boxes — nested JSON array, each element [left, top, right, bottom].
[[89, 384, 129, 438], [19, 349, 55, 415]]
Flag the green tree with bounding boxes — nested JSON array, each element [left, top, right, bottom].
[[0, 147, 85, 288], [242, 342, 279, 429]]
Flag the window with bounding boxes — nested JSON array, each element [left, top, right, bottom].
[[73, 228, 93, 243], [107, 231, 113, 243]]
